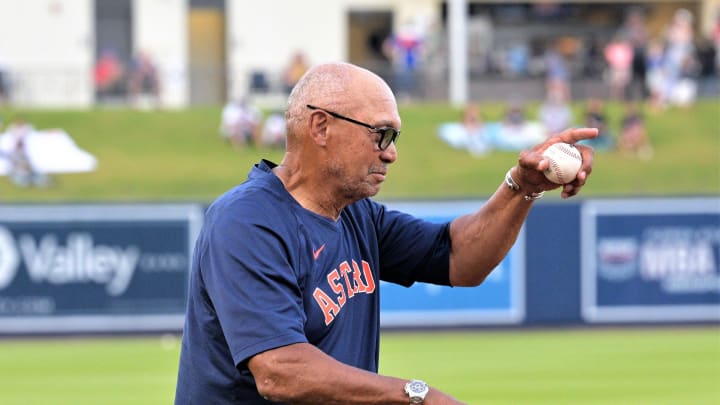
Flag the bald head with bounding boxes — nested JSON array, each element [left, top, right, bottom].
[[284, 62, 396, 144], [274, 62, 400, 215]]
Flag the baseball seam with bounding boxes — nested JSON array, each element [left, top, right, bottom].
[[557, 144, 581, 160], [550, 159, 565, 183]]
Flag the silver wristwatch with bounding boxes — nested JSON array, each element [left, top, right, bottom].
[[404, 379, 429, 404]]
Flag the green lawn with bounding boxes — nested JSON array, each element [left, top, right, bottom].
[[380, 328, 720, 404], [0, 328, 717, 404], [0, 99, 718, 202]]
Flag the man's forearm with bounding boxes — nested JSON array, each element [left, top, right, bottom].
[[249, 343, 464, 404], [448, 179, 534, 287]]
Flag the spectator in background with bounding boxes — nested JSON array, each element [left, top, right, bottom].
[[220, 97, 262, 149], [645, 39, 666, 110], [582, 35, 605, 78], [619, 102, 653, 159], [462, 104, 492, 157], [604, 34, 634, 101], [437, 104, 491, 157], [660, 8, 698, 108], [0, 54, 9, 106], [622, 9, 650, 101], [460, 104, 484, 136], [282, 52, 309, 95], [259, 109, 287, 149], [580, 98, 614, 151], [128, 51, 160, 109], [695, 35, 717, 80], [503, 100, 527, 130], [4, 118, 49, 187], [538, 85, 573, 136], [505, 42, 530, 77], [94, 48, 126, 103], [493, 100, 546, 151], [384, 20, 425, 100], [544, 39, 571, 100]]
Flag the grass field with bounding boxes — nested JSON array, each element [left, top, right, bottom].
[[0, 328, 717, 404], [0, 99, 718, 202]]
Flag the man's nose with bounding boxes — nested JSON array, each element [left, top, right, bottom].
[[380, 142, 398, 163]]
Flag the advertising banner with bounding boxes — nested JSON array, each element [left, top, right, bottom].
[[581, 198, 720, 322], [379, 201, 525, 327], [0, 204, 203, 334]]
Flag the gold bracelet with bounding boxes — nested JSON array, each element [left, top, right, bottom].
[[505, 168, 544, 201]]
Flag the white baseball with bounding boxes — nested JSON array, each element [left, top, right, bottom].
[[542, 143, 582, 184]]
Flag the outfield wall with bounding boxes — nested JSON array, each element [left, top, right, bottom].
[[0, 197, 717, 334]]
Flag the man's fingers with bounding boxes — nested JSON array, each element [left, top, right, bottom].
[[518, 148, 545, 171], [518, 127, 598, 198], [577, 145, 594, 178], [530, 127, 597, 156], [557, 127, 599, 144]]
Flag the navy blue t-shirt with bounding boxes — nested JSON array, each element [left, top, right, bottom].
[[175, 160, 452, 404]]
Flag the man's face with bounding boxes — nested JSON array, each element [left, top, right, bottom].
[[322, 97, 400, 201]]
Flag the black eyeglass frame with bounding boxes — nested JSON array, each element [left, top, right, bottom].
[[306, 104, 400, 150]]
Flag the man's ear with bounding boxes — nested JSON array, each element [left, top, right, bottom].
[[308, 111, 329, 147]]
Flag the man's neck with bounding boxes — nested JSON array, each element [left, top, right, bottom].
[[272, 163, 346, 221]]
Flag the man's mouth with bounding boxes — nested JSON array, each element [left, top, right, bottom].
[[369, 167, 387, 179]]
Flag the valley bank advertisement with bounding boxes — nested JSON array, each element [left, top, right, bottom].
[[0, 204, 203, 333], [581, 198, 720, 323]]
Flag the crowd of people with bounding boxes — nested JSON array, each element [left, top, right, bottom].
[[438, 94, 653, 161], [93, 49, 161, 108], [353, 6, 716, 111], [436, 8, 714, 161], [602, 8, 705, 110], [217, 52, 311, 150], [5, 7, 712, 172], [219, 98, 286, 150]]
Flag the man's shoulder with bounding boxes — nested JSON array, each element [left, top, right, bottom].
[[211, 179, 288, 220]]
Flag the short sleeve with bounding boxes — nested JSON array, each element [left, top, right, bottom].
[[371, 202, 452, 287], [200, 206, 308, 366]]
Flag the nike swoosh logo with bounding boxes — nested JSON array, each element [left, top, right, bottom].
[[313, 243, 326, 260]]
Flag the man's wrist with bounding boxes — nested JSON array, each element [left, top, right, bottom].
[[504, 167, 544, 201], [404, 379, 429, 404]]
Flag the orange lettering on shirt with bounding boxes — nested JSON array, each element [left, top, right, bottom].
[[313, 259, 377, 327], [313, 287, 340, 325], [351, 260, 367, 293], [339, 261, 357, 298], [327, 269, 346, 307], [361, 260, 376, 294]]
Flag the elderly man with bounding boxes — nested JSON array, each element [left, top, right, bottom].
[[175, 62, 597, 404]]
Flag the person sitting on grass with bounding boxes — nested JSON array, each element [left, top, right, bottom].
[[579, 97, 615, 151], [618, 102, 653, 160]]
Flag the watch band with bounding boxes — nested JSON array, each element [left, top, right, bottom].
[[505, 168, 544, 201]]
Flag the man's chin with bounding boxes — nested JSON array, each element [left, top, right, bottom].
[[366, 184, 382, 198]]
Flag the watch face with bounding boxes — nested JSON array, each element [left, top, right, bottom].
[[405, 379, 429, 403], [407, 381, 426, 394]]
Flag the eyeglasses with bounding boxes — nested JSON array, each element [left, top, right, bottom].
[[306, 104, 400, 151]]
